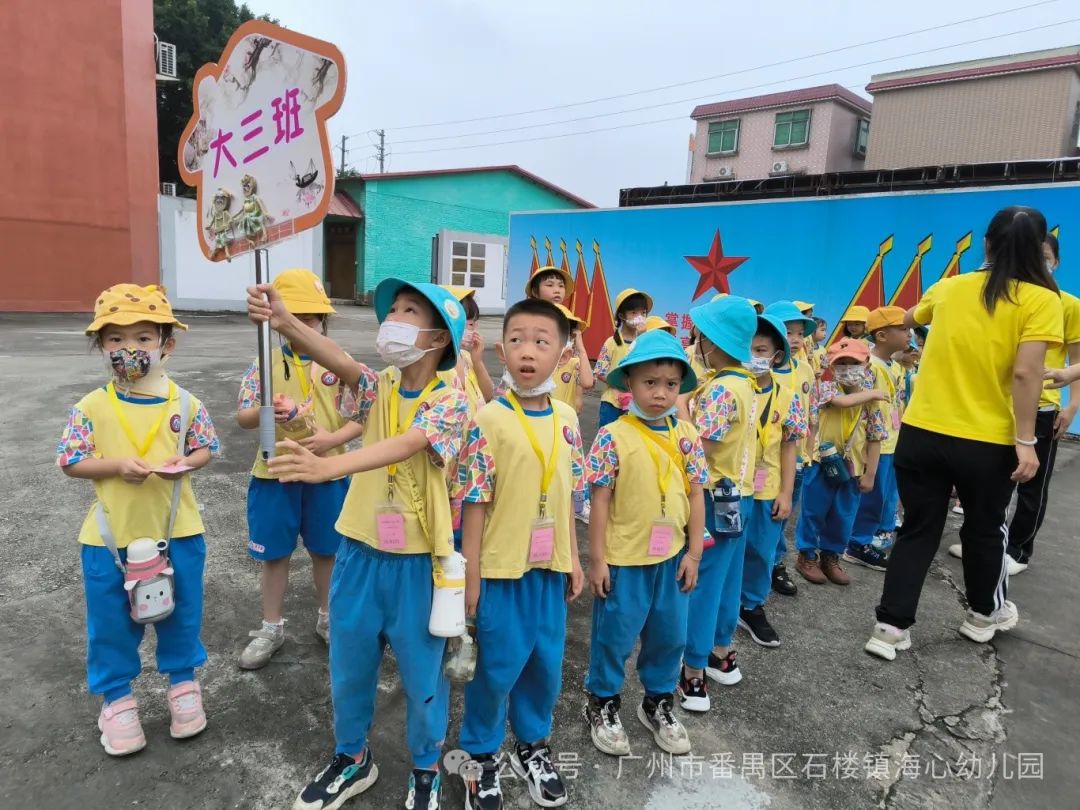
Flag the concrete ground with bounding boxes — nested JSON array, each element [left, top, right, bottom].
[[0, 305, 1076, 810]]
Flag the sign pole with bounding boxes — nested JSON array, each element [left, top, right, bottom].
[[255, 248, 276, 459]]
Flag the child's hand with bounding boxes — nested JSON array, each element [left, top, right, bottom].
[[272, 393, 297, 423], [465, 579, 480, 618], [589, 561, 611, 598], [871, 390, 889, 402], [468, 331, 485, 359], [246, 284, 290, 330], [267, 440, 332, 483], [299, 425, 337, 457], [116, 457, 152, 484], [858, 474, 875, 493], [772, 493, 792, 521], [1044, 367, 1070, 389], [677, 554, 700, 592], [566, 563, 585, 603], [153, 455, 191, 481]]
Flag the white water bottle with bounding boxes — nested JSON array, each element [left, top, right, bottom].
[[429, 552, 467, 638]]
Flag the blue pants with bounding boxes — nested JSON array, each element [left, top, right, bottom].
[[461, 569, 567, 755], [850, 453, 896, 546], [742, 499, 783, 611], [586, 554, 688, 698], [685, 492, 752, 668], [879, 454, 900, 533], [775, 462, 806, 566], [795, 464, 860, 556], [81, 535, 207, 702], [329, 539, 449, 768], [247, 476, 347, 560], [597, 401, 626, 430]]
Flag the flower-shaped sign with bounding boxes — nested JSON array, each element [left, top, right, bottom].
[[178, 21, 347, 261]]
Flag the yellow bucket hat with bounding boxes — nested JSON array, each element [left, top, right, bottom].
[[445, 286, 477, 302], [525, 264, 574, 298], [614, 288, 654, 315], [272, 269, 336, 315], [643, 314, 676, 335], [842, 305, 870, 323], [554, 302, 587, 328], [86, 284, 188, 334]]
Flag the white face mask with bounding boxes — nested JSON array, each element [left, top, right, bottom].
[[500, 369, 556, 398], [627, 315, 646, 329], [743, 356, 773, 376], [835, 367, 864, 387], [375, 321, 441, 368]]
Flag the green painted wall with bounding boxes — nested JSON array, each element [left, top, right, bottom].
[[338, 171, 586, 294]]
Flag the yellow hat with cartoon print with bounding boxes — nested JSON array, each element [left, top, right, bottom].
[[86, 284, 188, 334], [272, 269, 336, 315]]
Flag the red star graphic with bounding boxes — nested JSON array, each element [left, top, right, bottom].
[[684, 229, 749, 300]]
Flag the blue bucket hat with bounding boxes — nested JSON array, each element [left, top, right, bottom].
[[689, 296, 756, 364], [605, 330, 698, 395], [764, 300, 816, 337], [374, 278, 465, 371], [757, 313, 791, 367]]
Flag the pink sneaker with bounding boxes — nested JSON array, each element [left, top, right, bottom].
[[167, 681, 207, 739], [98, 695, 146, 756]]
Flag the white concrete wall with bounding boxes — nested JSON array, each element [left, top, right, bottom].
[[159, 195, 324, 311]]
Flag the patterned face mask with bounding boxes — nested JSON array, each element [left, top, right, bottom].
[[108, 347, 161, 382]]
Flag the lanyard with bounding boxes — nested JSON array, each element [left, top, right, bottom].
[[385, 377, 441, 498], [287, 347, 313, 400], [624, 415, 689, 514], [106, 381, 176, 458], [756, 386, 776, 450], [507, 391, 560, 517]]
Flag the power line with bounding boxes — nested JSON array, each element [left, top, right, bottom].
[[365, 0, 1060, 134], [391, 18, 1080, 157]]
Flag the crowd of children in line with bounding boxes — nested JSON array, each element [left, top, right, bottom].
[[59, 239, 1065, 810]]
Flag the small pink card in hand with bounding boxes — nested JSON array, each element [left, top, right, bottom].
[[155, 463, 195, 475]]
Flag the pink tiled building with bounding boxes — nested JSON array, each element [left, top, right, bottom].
[[688, 84, 872, 183]]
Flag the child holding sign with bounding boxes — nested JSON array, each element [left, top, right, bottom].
[[237, 269, 363, 670], [584, 330, 706, 757], [58, 285, 219, 756], [248, 278, 468, 810]]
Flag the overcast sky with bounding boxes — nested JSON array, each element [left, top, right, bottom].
[[248, 0, 1079, 206]]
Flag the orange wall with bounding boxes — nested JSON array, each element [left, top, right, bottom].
[[0, 0, 160, 311]]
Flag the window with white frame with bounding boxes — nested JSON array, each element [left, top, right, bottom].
[[774, 109, 811, 148], [451, 241, 487, 288], [707, 119, 740, 154], [854, 118, 870, 158]]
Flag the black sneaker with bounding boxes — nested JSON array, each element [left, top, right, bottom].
[[293, 750, 379, 810], [583, 693, 630, 756], [738, 606, 780, 647], [676, 665, 710, 713], [405, 769, 441, 810], [843, 542, 888, 572], [463, 755, 502, 810], [509, 742, 568, 808], [705, 650, 742, 686], [771, 564, 798, 596]]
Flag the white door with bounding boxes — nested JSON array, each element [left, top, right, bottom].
[[437, 230, 507, 314]]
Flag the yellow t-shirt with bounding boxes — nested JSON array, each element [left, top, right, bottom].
[[588, 416, 709, 566], [335, 368, 469, 557], [686, 343, 715, 388], [906, 273, 1063, 445], [867, 355, 904, 455], [458, 397, 584, 579], [814, 380, 888, 476], [751, 375, 806, 500], [690, 369, 757, 495], [1041, 291, 1080, 409], [240, 347, 350, 479], [595, 334, 635, 408], [439, 352, 485, 417], [59, 384, 216, 547], [552, 357, 581, 409], [774, 359, 814, 459]]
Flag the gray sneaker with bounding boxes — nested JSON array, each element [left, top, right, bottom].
[[637, 694, 691, 755], [315, 611, 329, 644], [864, 622, 911, 661], [959, 601, 1018, 643], [239, 623, 285, 670]]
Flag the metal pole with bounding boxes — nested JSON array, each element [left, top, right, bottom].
[[255, 248, 276, 460]]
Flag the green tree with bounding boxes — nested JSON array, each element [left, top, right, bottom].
[[154, 0, 276, 191]]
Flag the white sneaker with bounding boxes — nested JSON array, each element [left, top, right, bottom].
[[575, 500, 591, 525], [239, 621, 285, 670], [959, 601, 1019, 643], [637, 695, 691, 755], [948, 543, 962, 559], [864, 622, 911, 661], [952, 503, 965, 516], [315, 610, 329, 644], [1006, 556, 1028, 576]]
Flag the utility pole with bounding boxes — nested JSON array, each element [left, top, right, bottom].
[[338, 134, 348, 176], [375, 129, 386, 173]]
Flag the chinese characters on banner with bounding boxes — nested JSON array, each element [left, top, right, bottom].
[[177, 21, 347, 261]]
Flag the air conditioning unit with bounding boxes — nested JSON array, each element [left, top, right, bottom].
[[772, 160, 790, 174], [156, 36, 178, 81], [161, 182, 177, 196], [716, 166, 734, 178]]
